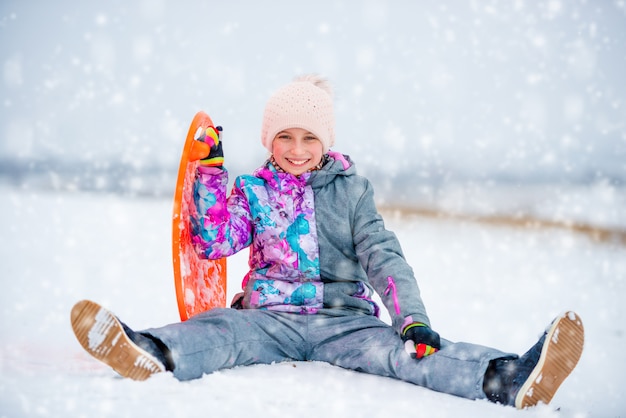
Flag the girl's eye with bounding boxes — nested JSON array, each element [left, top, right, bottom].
[[305, 136, 318, 141]]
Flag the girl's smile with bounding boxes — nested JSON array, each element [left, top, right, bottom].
[[271, 128, 324, 176]]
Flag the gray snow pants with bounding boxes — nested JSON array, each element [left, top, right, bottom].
[[144, 308, 515, 401]]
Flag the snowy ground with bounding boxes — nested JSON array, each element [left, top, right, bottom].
[[1, 185, 625, 417]]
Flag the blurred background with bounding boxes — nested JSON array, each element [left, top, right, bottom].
[[1, 0, 625, 231]]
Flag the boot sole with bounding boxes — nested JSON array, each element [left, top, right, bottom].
[[515, 311, 584, 409], [70, 300, 165, 380]]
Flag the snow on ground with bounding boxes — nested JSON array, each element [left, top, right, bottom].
[[1, 185, 625, 417]]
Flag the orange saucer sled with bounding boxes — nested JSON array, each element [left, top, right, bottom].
[[172, 111, 227, 321]]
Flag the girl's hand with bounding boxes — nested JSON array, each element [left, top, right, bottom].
[[195, 125, 224, 167], [402, 323, 441, 359]]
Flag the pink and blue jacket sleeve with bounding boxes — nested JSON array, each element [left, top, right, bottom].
[[191, 166, 253, 259]]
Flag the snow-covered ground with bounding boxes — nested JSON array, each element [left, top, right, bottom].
[[1, 184, 624, 417]]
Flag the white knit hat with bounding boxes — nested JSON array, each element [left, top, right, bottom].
[[261, 75, 335, 153]]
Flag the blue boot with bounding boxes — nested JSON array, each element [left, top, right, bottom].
[[71, 300, 173, 380], [483, 311, 584, 409]]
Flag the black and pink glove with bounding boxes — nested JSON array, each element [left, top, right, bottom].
[[195, 125, 224, 167], [402, 323, 441, 359]]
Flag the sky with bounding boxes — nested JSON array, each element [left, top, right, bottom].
[[1, 0, 625, 190]]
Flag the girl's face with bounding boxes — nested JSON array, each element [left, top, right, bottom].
[[271, 128, 324, 176]]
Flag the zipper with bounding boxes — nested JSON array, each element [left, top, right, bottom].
[[384, 276, 401, 316]]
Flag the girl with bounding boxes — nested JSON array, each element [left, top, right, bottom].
[[71, 75, 584, 409]]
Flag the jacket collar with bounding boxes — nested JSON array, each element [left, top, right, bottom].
[[253, 152, 355, 191]]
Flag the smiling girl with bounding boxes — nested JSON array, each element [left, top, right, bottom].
[[71, 75, 584, 409]]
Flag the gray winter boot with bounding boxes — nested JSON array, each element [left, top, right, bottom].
[[71, 300, 171, 380], [483, 311, 584, 409]]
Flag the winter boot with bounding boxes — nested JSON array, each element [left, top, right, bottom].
[[70, 299, 172, 380], [483, 311, 584, 409]]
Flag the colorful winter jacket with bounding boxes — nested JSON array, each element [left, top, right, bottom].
[[191, 152, 430, 333]]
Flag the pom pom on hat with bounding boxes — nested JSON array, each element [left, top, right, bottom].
[[261, 74, 335, 153]]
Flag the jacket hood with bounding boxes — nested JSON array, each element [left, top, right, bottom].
[[309, 153, 355, 190]]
